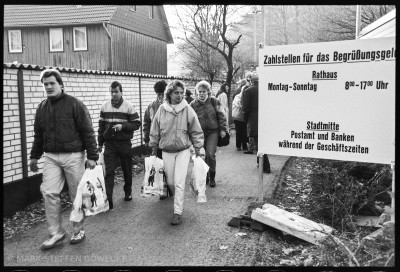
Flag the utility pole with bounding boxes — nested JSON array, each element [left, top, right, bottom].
[[253, 6, 261, 68], [266, 6, 271, 46], [262, 5, 266, 46], [355, 5, 361, 39], [253, 8, 257, 66]]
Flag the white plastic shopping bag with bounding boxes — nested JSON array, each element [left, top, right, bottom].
[[141, 156, 165, 197], [70, 165, 109, 222], [190, 155, 209, 203], [97, 152, 106, 177]]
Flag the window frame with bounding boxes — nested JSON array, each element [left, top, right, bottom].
[[8, 29, 22, 53], [149, 6, 154, 19], [49, 28, 64, 52], [73, 26, 88, 51]]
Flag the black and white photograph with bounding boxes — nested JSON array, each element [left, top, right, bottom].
[[3, 4, 395, 271]]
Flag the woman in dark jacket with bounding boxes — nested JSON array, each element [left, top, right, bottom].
[[190, 80, 227, 187]]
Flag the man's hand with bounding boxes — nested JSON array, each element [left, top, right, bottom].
[[112, 124, 123, 131], [29, 159, 39, 172], [86, 159, 97, 169], [219, 131, 226, 138], [97, 146, 103, 153]]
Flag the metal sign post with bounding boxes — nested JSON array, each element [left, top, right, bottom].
[[258, 152, 264, 202], [391, 160, 395, 221]]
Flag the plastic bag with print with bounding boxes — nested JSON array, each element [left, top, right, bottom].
[[70, 165, 109, 222], [141, 156, 165, 197]]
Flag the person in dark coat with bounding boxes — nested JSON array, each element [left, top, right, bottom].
[[143, 80, 168, 159], [241, 71, 271, 173], [185, 89, 194, 104], [190, 80, 227, 187], [29, 69, 98, 249]]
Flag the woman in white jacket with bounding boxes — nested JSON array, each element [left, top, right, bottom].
[[149, 80, 204, 225]]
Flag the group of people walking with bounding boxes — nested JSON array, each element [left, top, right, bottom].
[[29, 68, 231, 250], [232, 71, 271, 173]]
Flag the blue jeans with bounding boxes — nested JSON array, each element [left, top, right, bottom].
[[204, 130, 219, 172], [41, 152, 86, 235]]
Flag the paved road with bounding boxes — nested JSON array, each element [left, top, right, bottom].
[[4, 132, 289, 267]]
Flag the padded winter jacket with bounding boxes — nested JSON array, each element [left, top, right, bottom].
[[190, 97, 227, 133], [30, 92, 99, 161], [149, 99, 204, 153], [242, 83, 259, 137], [98, 98, 141, 146], [143, 99, 163, 144]]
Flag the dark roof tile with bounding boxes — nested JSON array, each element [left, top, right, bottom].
[[4, 5, 117, 27]]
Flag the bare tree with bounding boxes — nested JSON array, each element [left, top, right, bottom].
[[315, 5, 395, 41], [175, 5, 244, 98], [263, 5, 395, 43], [176, 35, 224, 83]]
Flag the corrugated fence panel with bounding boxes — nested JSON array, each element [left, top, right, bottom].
[[109, 24, 167, 75]]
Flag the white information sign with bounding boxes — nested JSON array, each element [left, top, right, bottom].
[[258, 37, 395, 164]]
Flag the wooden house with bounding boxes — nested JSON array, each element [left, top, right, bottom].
[[3, 5, 174, 75]]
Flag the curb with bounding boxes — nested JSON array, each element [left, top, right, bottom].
[[263, 156, 292, 201]]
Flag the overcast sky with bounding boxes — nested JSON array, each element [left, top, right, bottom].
[[164, 5, 183, 76]]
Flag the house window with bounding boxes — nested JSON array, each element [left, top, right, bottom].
[[149, 6, 154, 19], [49, 28, 63, 52], [73, 27, 87, 51], [8, 30, 22, 53], [130, 5, 136, 12]]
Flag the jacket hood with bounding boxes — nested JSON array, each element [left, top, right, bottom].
[[163, 99, 188, 114]]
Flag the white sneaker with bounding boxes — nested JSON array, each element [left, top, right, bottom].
[[70, 230, 86, 244], [40, 232, 66, 250]]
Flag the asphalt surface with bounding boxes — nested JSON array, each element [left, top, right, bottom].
[[4, 132, 289, 267]]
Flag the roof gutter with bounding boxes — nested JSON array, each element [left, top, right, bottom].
[[103, 23, 113, 71]]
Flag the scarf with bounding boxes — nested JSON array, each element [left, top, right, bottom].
[[111, 97, 124, 108]]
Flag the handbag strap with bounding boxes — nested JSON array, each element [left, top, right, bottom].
[[210, 97, 220, 125]]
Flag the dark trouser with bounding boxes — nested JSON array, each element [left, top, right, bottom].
[[234, 119, 248, 150], [156, 148, 163, 159], [104, 141, 132, 200], [146, 145, 162, 159], [204, 130, 219, 172], [254, 135, 271, 171]]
